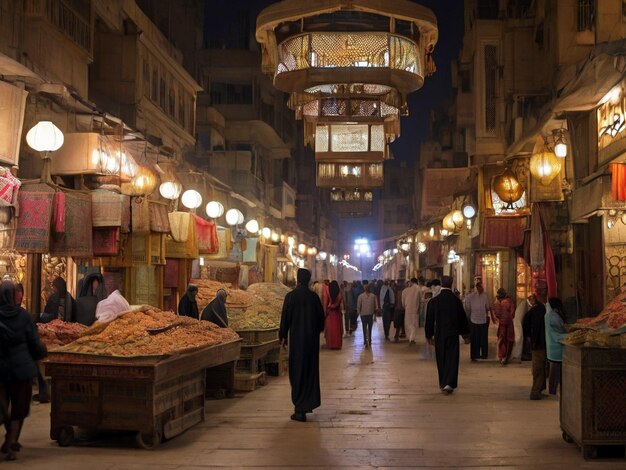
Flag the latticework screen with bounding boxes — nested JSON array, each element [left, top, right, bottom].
[[277, 33, 421, 76]]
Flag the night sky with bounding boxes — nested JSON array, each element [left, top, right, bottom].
[[205, 0, 465, 253]]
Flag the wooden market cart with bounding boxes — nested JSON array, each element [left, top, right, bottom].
[[44, 338, 241, 449], [560, 344, 626, 459]]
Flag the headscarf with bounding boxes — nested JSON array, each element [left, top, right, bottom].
[[0, 281, 20, 316], [329, 280, 340, 302], [52, 277, 67, 296], [186, 284, 198, 299], [297, 268, 311, 285], [78, 273, 107, 301], [201, 289, 228, 327]]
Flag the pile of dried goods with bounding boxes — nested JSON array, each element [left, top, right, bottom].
[[192, 278, 255, 312], [56, 306, 239, 357], [38, 320, 88, 348], [246, 282, 290, 310], [565, 291, 626, 348], [229, 304, 280, 330]]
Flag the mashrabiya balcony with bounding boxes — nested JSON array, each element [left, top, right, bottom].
[[316, 162, 384, 188]]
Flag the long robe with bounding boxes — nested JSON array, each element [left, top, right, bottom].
[[279, 285, 325, 413], [425, 288, 469, 389]]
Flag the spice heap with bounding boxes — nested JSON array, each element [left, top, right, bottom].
[[564, 292, 626, 347], [192, 279, 256, 312], [38, 320, 88, 348], [229, 304, 280, 330], [56, 306, 239, 357], [246, 282, 291, 310]]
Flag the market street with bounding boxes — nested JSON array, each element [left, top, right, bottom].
[[20, 323, 625, 469]]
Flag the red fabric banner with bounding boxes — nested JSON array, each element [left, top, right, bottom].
[[481, 216, 526, 248]]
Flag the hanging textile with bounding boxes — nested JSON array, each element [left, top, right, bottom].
[[193, 214, 219, 254], [0, 167, 21, 207], [539, 207, 558, 298], [529, 204, 544, 268], [92, 228, 119, 256], [611, 163, 626, 201], [149, 201, 171, 233], [131, 198, 150, 234], [52, 192, 66, 233], [50, 191, 93, 258], [480, 216, 526, 248], [168, 211, 191, 242], [14, 187, 54, 253], [91, 190, 129, 229]]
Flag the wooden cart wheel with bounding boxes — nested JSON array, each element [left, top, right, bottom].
[[136, 429, 162, 450], [57, 426, 74, 447], [561, 431, 574, 444]]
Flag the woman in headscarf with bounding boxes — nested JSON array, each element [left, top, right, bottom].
[[42, 277, 76, 323], [201, 289, 228, 327], [178, 284, 199, 319], [324, 280, 343, 349], [75, 273, 107, 326], [0, 281, 47, 461]]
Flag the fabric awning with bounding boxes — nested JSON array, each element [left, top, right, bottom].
[[480, 216, 527, 248]]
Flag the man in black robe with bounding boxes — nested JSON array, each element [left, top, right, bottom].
[[425, 275, 470, 395], [279, 268, 325, 422]]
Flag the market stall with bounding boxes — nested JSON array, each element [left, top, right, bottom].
[[44, 306, 241, 449], [560, 293, 626, 458]]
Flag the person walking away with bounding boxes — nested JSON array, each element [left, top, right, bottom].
[[464, 281, 491, 361], [430, 278, 442, 297], [178, 284, 199, 319], [522, 294, 548, 400], [75, 273, 107, 326], [545, 297, 567, 395], [511, 295, 532, 363], [379, 280, 395, 341], [356, 283, 377, 348], [393, 280, 405, 342], [41, 277, 76, 323], [351, 281, 364, 335], [324, 281, 343, 349], [341, 281, 353, 337], [425, 276, 470, 395], [0, 281, 47, 461], [402, 278, 421, 346], [279, 269, 325, 422], [201, 289, 229, 327], [493, 288, 515, 365]]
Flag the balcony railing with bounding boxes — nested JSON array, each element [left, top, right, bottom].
[[276, 32, 421, 78], [25, 0, 92, 56], [316, 162, 384, 188]]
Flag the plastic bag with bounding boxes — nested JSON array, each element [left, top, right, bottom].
[[95, 290, 130, 324]]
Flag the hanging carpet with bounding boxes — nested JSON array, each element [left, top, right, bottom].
[[50, 191, 92, 258], [14, 187, 54, 253]]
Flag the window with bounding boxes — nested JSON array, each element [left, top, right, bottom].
[[169, 87, 176, 117], [179, 94, 185, 125], [151, 68, 158, 101], [577, 0, 594, 32], [142, 59, 150, 98], [159, 76, 166, 108]]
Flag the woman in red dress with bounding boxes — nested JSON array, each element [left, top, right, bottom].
[[324, 281, 344, 349]]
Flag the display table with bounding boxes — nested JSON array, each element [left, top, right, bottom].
[[45, 339, 241, 449], [560, 344, 626, 459]]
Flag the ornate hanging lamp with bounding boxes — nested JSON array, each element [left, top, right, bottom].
[[530, 144, 561, 186], [493, 168, 524, 209]]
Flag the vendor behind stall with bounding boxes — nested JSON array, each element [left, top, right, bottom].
[[41, 277, 76, 323], [75, 273, 107, 326], [178, 284, 199, 319], [201, 289, 228, 327]]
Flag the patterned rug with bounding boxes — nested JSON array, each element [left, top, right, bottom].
[[50, 191, 93, 257], [92, 228, 119, 256], [14, 189, 54, 253]]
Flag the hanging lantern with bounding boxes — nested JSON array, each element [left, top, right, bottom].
[[159, 181, 182, 200], [298, 243, 307, 255], [417, 242, 427, 253], [451, 210, 464, 227], [225, 208, 243, 226], [205, 201, 224, 218], [442, 213, 456, 231], [530, 147, 561, 186], [493, 168, 524, 208], [26, 121, 64, 152], [129, 166, 157, 196], [245, 219, 259, 234], [262, 227, 271, 239], [462, 201, 476, 219], [181, 189, 202, 209]]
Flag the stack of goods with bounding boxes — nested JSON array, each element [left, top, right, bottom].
[[228, 283, 291, 331], [564, 292, 626, 348], [55, 306, 239, 357], [246, 282, 291, 310], [38, 320, 88, 348], [192, 278, 256, 313]]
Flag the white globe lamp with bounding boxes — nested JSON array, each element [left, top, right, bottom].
[[26, 121, 64, 153], [206, 201, 224, 218], [245, 219, 259, 234], [225, 208, 243, 226], [181, 189, 202, 209]]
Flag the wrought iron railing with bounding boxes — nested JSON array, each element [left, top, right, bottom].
[[25, 0, 92, 55], [276, 32, 421, 77]]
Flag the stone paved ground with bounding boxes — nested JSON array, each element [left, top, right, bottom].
[[14, 321, 626, 468]]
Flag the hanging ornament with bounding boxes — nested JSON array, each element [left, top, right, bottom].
[[493, 168, 524, 208], [530, 146, 561, 186]]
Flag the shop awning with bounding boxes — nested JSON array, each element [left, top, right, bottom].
[[480, 216, 527, 249]]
